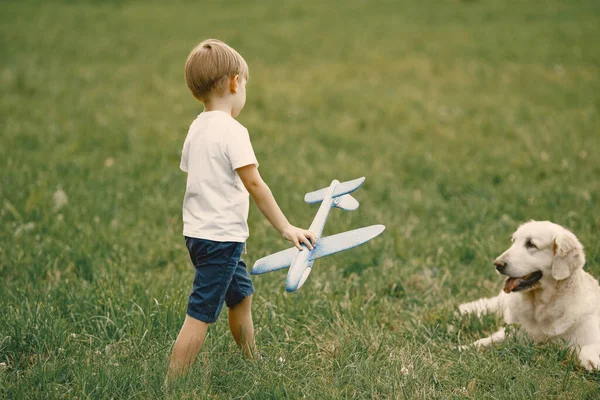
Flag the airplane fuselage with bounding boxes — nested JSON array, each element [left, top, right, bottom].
[[285, 180, 339, 291], [251, 176, 383, 293]]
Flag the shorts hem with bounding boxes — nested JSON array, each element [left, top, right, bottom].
[[226, 287, 255, 309], [186, 310, 218, 324]]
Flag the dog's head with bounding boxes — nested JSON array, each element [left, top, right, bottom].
[[494, 221, 585, 293]]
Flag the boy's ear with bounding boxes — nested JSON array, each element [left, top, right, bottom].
[[229, 75, 239, 93]]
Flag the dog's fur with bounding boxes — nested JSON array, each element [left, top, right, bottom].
[[459, 221, 600, 370]]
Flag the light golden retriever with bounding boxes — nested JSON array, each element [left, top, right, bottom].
[[458, 220, 600, 370]]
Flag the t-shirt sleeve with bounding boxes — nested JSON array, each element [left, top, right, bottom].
[[180, 139, 189, 172], [225, 126, 259, 170]]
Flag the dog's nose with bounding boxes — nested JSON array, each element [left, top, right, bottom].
[[494, 260, 507, 273]]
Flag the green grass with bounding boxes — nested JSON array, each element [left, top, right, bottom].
[[1, 0, 600, 398]]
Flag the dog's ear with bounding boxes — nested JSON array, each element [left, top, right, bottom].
[[552, 231, 585, 280]]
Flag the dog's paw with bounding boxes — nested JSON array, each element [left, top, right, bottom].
[[456, 344, 470, 352], [458, 303, 471, 315], [578, 345, 600, 371], [458, 302, 484, 316]]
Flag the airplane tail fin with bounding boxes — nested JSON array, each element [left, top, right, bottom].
[[304, 177, 365, 206], [333, 194, 359, 211]]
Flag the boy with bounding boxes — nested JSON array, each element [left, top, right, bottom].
[[167, 39, 316, 378]]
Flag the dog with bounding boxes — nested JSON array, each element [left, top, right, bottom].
[[458, 220, 600, 370]]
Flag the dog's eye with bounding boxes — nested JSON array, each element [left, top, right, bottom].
[[525, 239, 537, 249]]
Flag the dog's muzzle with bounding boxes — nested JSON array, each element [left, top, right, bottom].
[[503, 271, 543, 293]]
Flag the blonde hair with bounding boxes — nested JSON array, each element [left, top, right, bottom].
[[184, 39, 249, 101]]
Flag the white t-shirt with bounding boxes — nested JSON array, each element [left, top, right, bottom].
[[180, 111, 258, 242]]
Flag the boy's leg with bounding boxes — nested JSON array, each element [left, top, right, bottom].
[[228, 294, 258, 358], [167, 314, 209, 378], [226, 257, 257, 358], [167, 238, 241, 380]]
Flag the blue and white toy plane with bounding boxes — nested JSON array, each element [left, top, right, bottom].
[[251, 177, 385, 292]]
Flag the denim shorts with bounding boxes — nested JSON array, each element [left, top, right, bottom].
[[184, 237, 254, 323]]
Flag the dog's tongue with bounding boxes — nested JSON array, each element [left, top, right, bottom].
[[504, 277, 521, 293]]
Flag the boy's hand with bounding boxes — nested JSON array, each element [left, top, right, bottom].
[[281, 226, 316, 251]]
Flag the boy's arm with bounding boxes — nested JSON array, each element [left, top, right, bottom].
[[236, 164, 315, 251]]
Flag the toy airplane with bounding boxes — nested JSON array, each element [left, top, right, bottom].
[[251, 177, 385, 292]]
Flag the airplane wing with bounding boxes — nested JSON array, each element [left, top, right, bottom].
[[308, 224, 385, 261], [251, 247, 297, 275], [251, 224, 385, 275], [304, 177, 365, 204]]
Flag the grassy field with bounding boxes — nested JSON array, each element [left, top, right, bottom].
[[1, 0, 599, 398]]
